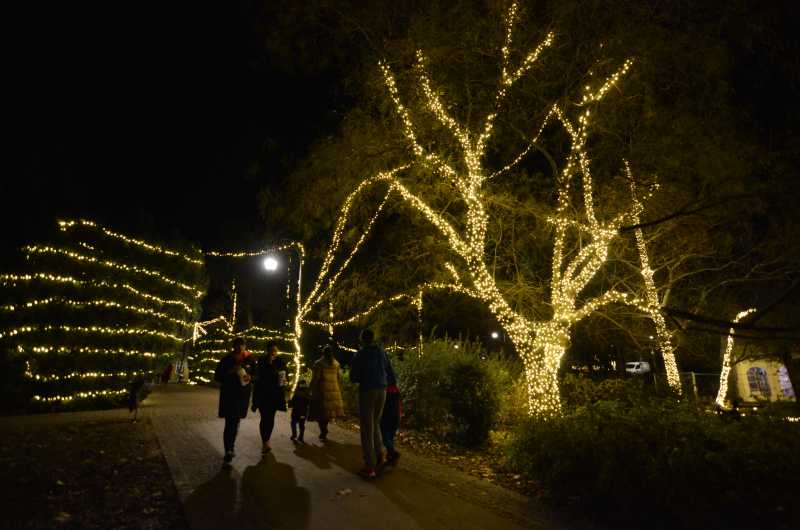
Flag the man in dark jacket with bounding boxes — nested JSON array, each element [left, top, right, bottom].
[[251, 341, 287, 453], [214, 337, 254, 464], [350, 328, 396, 479]]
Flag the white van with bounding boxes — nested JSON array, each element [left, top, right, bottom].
[[625, 361, 651, 375]]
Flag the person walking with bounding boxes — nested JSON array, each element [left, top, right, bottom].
[[252, 341, 287, 453], [288, 378, 311, 442], [308, 345, 344, 441], [214, 337, 254, 465], [380, 377, 402, 466], [350, 328, 395, 479]]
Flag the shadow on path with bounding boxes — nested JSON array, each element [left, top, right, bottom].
[[239, 453, 311, 530], [184, 454, 310, 530], [293, 439, 362, 472], [182, 468, 238, 530], [295, 438, 520, 530]]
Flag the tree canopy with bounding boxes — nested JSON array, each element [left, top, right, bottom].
[[253, 0, 800, 372]]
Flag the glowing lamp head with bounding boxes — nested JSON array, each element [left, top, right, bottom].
[[263, 256, 279, 272], [491, 331, 500, 339]]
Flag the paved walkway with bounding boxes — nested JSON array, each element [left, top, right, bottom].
[[145, 385, 575, 530]]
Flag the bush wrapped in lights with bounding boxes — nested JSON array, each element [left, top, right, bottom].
[[0, 219, 206, 410]]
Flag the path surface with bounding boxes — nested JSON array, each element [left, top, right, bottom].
[[146, 385, 576, 530]]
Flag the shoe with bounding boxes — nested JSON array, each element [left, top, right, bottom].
[[376, 452, 387, 468], [223, 451, 234, 463], [358, 467, 377, 480], [319, 433, 327, 441], [290, 434, 296, 441], [298, 437, 304, 443], [262, 442, 272, 454], [388, 451, 401, 466]]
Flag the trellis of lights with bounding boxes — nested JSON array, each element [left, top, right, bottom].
[[0, 219, 203, 402], [205, 242, 305, 390], [282, 0, 684, 418]]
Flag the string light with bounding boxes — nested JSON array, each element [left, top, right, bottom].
[[293, 1, 683, 419], [24, 245, 204, 298], [58, 219, 204, 266], [24, 363, 147, 382], [230, 279, 237, 332], [0, 324, 185, 342], [715, 308, 756, 408], [32, 389, 128, 403], [0, 273, 196, 314], [17, 345, 158, 357], [627, 163, 682, 393], [1, 297, 193, 328]]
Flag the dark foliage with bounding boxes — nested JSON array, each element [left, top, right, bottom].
[[506, 377, 800, 529]]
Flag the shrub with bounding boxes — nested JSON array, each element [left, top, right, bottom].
[[339, 369, 359, 416], [394, 339, 514, 445], [506, 386, 800, 529], [560, 372, 651, 408]]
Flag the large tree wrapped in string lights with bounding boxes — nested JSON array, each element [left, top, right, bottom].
[[298, 1, 682, 418], [0, 220, 205, 408]]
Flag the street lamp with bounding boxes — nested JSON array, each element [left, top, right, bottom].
[[263, 256, 279, 272], [490, 331, 500, 339], [263, 245, 304, 392]]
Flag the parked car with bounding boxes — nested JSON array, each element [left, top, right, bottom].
[[625, 361, 651, 375]]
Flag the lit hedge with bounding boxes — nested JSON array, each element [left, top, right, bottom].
[[0, 219, 206, 409]]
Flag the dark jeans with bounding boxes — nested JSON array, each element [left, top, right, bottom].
[[223, 417, 240, 453], [318, 420, 328, 438], [381, 424, 396, 454], [259, 406, 278, 443], [291, 417, 306, 439]]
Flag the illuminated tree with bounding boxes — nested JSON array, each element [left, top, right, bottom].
[[296, 1, 681, 418]]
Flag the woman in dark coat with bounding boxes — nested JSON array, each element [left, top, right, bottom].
[[252, 341, 287, 453], [214, 337, 254, 464]]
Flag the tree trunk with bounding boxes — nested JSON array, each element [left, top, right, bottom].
[[509, 327, 567, 419]]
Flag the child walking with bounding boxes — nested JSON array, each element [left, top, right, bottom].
[[289, 379, 311, 443], [381, 379, 402, 466]]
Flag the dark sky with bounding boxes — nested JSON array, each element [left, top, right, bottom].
[[4, 2, 336, 255]]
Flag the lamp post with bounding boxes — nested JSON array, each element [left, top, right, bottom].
[[262, 244, 304, 391], [649, 334, 658, 391]]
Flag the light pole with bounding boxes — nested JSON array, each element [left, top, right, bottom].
[[262, 244, 304, 391], [649, 334, 658, 391]]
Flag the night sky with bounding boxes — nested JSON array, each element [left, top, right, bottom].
[[5, 2, 337, 256], [4, 1, 799, 258]]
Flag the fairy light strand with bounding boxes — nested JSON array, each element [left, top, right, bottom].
[[715, 308, 757, 408], [24, 245, 204, 298], [58, 219, 203, 266]]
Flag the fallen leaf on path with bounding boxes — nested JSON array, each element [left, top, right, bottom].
[[53, 512, 71, 524]]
